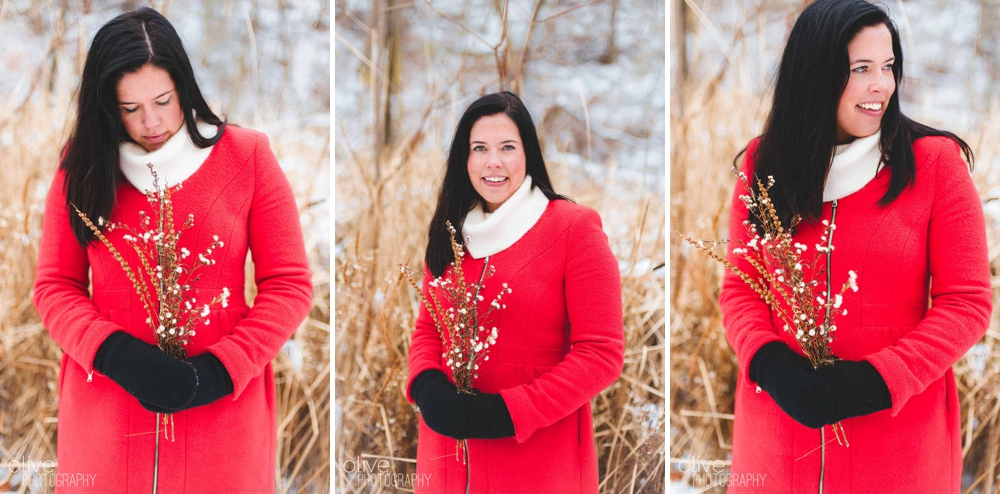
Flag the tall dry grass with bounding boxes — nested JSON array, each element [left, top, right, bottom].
[[334, 109, 666, 492], [670, 2, 1000, 492], [0, 3, 330, 493]]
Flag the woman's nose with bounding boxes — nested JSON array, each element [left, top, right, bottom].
[[143, 108, 160, 129], [871, 72, 890, 93], [487, 151, 502, 167]]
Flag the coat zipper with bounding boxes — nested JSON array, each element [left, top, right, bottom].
[[153, 414, 161, 494], [818, 199, 838, 494], [465, 255, 490, 494]]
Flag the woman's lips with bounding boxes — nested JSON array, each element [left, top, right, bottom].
[[857, 105, 883, 118], [145, 132, 168, 144], [482, 177, 508, 188]]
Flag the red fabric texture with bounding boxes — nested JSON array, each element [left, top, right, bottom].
[[404, 199, 625, 493], [32, 126, 313, 493], [720, 136, 992, 493]]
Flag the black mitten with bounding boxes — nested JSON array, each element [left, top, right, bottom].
[[138, 352, 234, 414], [749, 341, 833, 428], [454, 391, 515, 439], [410, 370, 467, 437], [815, 357, 892, 423], [93, 331, 197, 410]]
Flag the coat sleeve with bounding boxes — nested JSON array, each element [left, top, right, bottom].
[[32, 169, 125, 376], [865, 138, 993, 417], [718, 139, 785, 390], [405, 264, 449, 404], [499, 207, 625, 443], [205, 132, 313, 400]]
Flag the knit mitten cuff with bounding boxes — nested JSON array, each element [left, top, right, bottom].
[[749, 341, 796, 385], [93, 330, 130, 375], [817, 359, 892, 423], [455, 392, 515, 439], [410, 369, 447, 406]]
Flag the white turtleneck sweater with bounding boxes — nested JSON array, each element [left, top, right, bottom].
[[463, 175, 550, 259], [119, 121, 219, 193], [823, 131, 883, 202]]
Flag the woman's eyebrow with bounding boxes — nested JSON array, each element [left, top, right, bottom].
[[118, 89, 173, 105], [850, 56, 896, 64]]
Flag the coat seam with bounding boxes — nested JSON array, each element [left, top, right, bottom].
[[193, 130, 256, 288]]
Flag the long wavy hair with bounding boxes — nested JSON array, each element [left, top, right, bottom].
[[737, 0, 972, 232], [425, 91, 570, 277], [62, 7, 226, 246]]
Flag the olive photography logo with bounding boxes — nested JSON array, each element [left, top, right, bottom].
[[674, 457, 767, 488], [342, 455, 432, 488], [6, 456, 97, 488]]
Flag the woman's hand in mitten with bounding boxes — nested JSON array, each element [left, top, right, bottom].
[[749, 341, 834, 428], [814, 356, 892, 423], [93, 331, 197, 410], [454, 390, 515, 439], [410, 370, 468, 437], [138, 351, 234, 414]]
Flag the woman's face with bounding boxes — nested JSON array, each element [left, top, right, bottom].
[[467, 113, 527, 213], [116, 64, 184, 152], [836, 24, 896, 144]]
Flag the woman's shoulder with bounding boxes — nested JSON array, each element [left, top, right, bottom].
[[541, 200, 613, 262], [912, 135, 967, 177], [547, 197, 595, 217], [735, 136, 763, 175], [912, 135, 960, 158], [544, 199, 604, 232], [215, 124, 272, 159]]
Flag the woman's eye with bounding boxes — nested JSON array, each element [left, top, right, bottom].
[[156, 98, 171, 106], [852, 66, 867, 74], [472, 145, 485, 152], [882, 64, 893, 71], [503, 144, 515, 151], [123, 107, 138, 114]]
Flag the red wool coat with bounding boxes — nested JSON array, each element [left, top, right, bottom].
[[405, 200, 625, 494], [720, 136, 993, 493], [32, 126, 313, 493]]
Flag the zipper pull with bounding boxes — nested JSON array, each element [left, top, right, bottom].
[[87, 371, 93, 382]]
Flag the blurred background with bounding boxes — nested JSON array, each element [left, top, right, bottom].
[[334, 0, 665, 492], [670, 0, 1000, 492], [0, 0, 330, 492]]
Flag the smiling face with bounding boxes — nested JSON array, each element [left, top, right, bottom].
[[116, 64, 184, 152], [467, 113, 527, 213], [836, 24, 896, 144]]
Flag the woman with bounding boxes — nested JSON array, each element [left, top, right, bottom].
[[31, 7, 312, 492], [720, 1, 992, 492], [404, 91, 625, 493]]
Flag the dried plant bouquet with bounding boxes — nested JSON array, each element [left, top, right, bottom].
[[677, 170, 862, 449], [399, 221, 510, 394], [678, 172, 858, 369], [399, 220, 511, 465], [72, 164, 230, 361]]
